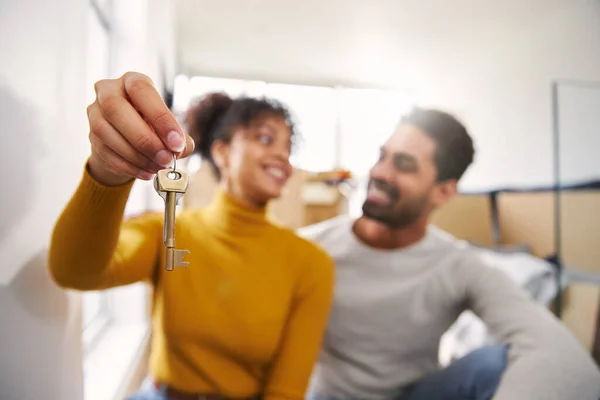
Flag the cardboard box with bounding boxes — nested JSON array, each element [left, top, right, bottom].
[[184, 163, 349, 229]]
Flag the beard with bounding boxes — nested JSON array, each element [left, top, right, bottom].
[[362, 179, 430, 228]]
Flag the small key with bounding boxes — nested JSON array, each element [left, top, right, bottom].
[[153, 166, 190, 271]]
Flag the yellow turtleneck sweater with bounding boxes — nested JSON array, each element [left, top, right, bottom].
[[49, 165, 335, 400]]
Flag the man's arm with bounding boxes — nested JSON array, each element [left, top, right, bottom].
[[459, 252, 600, 400]]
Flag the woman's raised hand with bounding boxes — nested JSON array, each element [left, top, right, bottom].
[[86, 71, 194, 186]]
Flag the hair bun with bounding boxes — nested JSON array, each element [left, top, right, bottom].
[[185, 92, 234, 160]]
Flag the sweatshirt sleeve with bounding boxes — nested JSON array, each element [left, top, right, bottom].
[[459, 253, 600, 400], [48, 164, 163, 290], [262, 244, 335, 400]]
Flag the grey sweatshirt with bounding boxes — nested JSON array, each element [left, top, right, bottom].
[[298, 215, 600, 400]]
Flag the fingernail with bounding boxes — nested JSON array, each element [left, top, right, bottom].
[[167, 131, 185, 152], [155, 149, 172, 167]]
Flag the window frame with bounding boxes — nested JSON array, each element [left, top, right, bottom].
[[82, 295, 112, 354], [81, 0, 114, 356]]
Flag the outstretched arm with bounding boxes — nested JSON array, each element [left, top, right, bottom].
[[50, 71, 194, 290], [459, 253, 600, 399], [49, 165, 162, 290]]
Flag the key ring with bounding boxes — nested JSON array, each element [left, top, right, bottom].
[[165, 154, 180, 181]]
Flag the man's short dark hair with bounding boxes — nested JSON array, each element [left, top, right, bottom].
[[400, 107, 475, 182]]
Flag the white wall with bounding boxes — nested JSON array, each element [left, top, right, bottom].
[[0, 0, 88, 397], [0, 0, 177, 398], [176, 0, 600, 191]]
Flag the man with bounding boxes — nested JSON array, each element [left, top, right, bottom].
[[299, 108, 600, 400]]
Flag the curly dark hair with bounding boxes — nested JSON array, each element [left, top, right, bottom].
[[400, 107, 475, 182], [184, 92, 296, 179]]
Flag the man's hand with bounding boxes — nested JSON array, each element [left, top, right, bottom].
[[86, 71, 195, 186]]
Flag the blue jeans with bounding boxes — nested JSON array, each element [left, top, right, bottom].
[[126, 378, 164, 400], [126, 378, 262, 399], [398, 344, 508, 400], [311, 344, 508, 400]]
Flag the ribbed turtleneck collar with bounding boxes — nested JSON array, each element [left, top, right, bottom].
[[203, 188, 269, 234]]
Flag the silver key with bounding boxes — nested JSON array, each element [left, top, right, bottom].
[[153, 163, 190, 271]]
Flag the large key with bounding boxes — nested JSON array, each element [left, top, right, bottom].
[[153, 165, 190, 271]]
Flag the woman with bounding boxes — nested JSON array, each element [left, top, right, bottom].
[[49, 72, 334, 400]]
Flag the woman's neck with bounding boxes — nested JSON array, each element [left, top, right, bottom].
[[218, 181, 267, 209], [203, 187, 268, 235]]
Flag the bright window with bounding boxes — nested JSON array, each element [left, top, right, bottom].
[[174, 76, 414, 215], [81, 2, 155, 399], [188, 76, 247, 98], [338, 88, 413, 216], [265, 83, 337, 172]]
